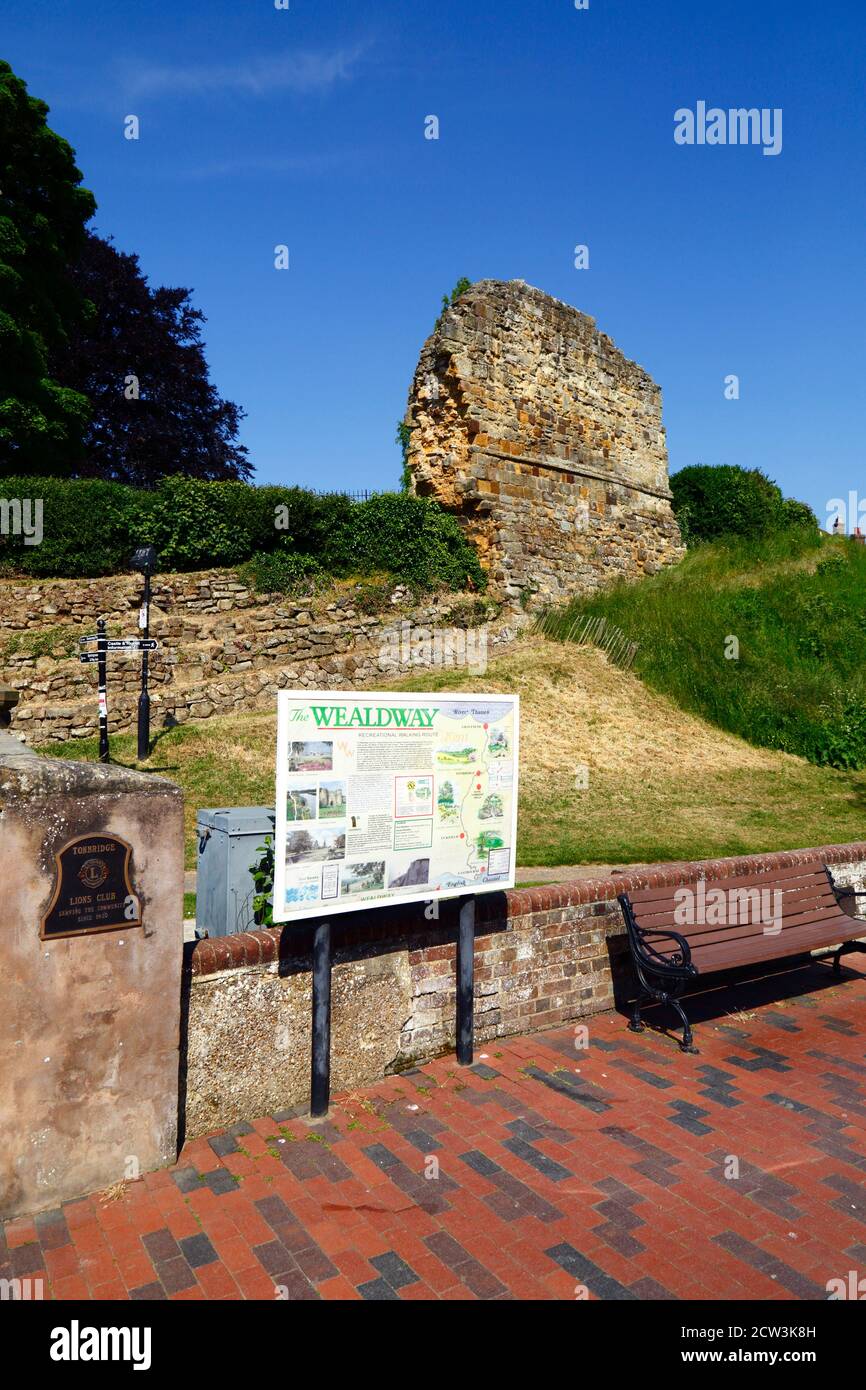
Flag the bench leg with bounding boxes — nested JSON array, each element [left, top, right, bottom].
[[669, 997, 699, 1054], [628, 987, 697, 1052], [833, 941, 866, 975], [628, 997, 646, 1034]]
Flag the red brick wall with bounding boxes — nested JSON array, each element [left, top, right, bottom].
[[187, 841, 866, 1061]]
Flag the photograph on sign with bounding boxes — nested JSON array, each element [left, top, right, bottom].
[[273, 691, 519, 923]]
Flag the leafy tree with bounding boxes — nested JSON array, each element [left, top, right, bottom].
[[50, 230, 250, 484], [671, 464, 817, 545], [0, 61, 95, 475], [781, 497, 818, 530], [395, 419, 414, 492], [438, 276, 472, 324], [287, 829, 314, 857]]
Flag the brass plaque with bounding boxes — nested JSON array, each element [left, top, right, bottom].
[[41, 834, 142, 940]]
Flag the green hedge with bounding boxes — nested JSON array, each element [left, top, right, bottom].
[[671, 464, 817, 545], [0, 475, 486, 591]]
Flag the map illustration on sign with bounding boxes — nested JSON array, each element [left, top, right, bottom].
[[273, 691, 519, 922]]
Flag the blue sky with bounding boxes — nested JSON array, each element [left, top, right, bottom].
[[3, 0, 864, 524]]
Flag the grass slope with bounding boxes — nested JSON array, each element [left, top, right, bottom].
[[539, 529, 866, 769], [40, 635, 866, 869]]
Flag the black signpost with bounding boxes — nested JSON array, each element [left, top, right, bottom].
[[130, 545, 158, 760], [79, 619, 160, 764], [81, 639, 158, 655], [96, 618, 109, 763]]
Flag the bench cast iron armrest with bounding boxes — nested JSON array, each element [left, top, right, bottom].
[[824, 867, 866, 901], [618, 894, 698, 980], [635, 928, 697, 977], [618, 894, 701, 1054]]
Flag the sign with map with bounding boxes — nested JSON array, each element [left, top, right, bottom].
[[273, 691, 519, 922]]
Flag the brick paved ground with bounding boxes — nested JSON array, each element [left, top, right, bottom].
[[4, 954, 865, 1302]]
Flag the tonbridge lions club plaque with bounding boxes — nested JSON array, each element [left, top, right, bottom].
[[41, 833, 142, 939]]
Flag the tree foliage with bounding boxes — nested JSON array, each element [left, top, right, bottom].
[[0, 61, 95, 475], [438, 276, 472, 324], [50, 230, 250, 484], [671, 464, 817, 545]]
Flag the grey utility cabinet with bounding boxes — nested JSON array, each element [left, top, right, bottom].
[[196, 806, 275, 937]]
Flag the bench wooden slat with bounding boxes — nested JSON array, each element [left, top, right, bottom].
[[689, 918, 859, 971], [650, 905, 847, 955], [627, 862, 826, 905], [631, 875, 836, 910], [628, 877, 829, 916], [634, 892, 843, 936]]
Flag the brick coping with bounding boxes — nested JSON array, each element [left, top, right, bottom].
[[187, 840, 866, 979]]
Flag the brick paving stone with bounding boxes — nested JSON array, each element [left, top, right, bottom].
[[164, 1209, 203, 1243], [179, 1233, 219, 1268], [370, 1250, 420, 1289], [207, 1132, 240, 1158], [294, 1244, 339, 1283], [358, 1276, 401, 1300], [155, 1257, 197, 1295], [51, 1273, 91, 1300], [5, 957, 866, 1300], [275, 1269, 320, 1300], [142, 1228, 180, 1264], [129, 1282, 165, 1301], [318, 1274, 362, 1299], [201, 1169, 241, 1196], [195, 1261, 240, 1298], [10, 1243, 45, 1276]]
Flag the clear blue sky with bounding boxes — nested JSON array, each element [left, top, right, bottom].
[[3, 0, 863, 524]]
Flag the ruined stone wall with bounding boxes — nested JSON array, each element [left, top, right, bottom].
[[405, 279, 684, 602], [0, 570, 518, 744]]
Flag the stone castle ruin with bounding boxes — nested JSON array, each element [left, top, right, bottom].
[[404, 279, 684, 602]]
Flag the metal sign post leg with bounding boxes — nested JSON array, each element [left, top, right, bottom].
[[97, 618, 109, 764], [310, 919, 332, 1117], [457, 895, 476, 1066], [137, 570, 151, 761]]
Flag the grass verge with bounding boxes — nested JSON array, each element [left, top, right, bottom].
[[538, 528, 866, 769], [38, 636, 866, 870]]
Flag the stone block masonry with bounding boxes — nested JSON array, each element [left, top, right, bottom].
[[405, 279, 684, 602], [0, 571, 520, 744]]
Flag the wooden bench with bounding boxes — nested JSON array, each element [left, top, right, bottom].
[[618, 861, 866, 1053]]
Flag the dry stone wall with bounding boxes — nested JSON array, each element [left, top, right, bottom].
[[405, 279, 684, 601], [0, 570, 518, 743]]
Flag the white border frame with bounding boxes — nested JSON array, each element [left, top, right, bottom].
[[273, 690, 519, 923]]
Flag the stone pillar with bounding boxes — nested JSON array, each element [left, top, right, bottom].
[[0, 733, 184, 1219]]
